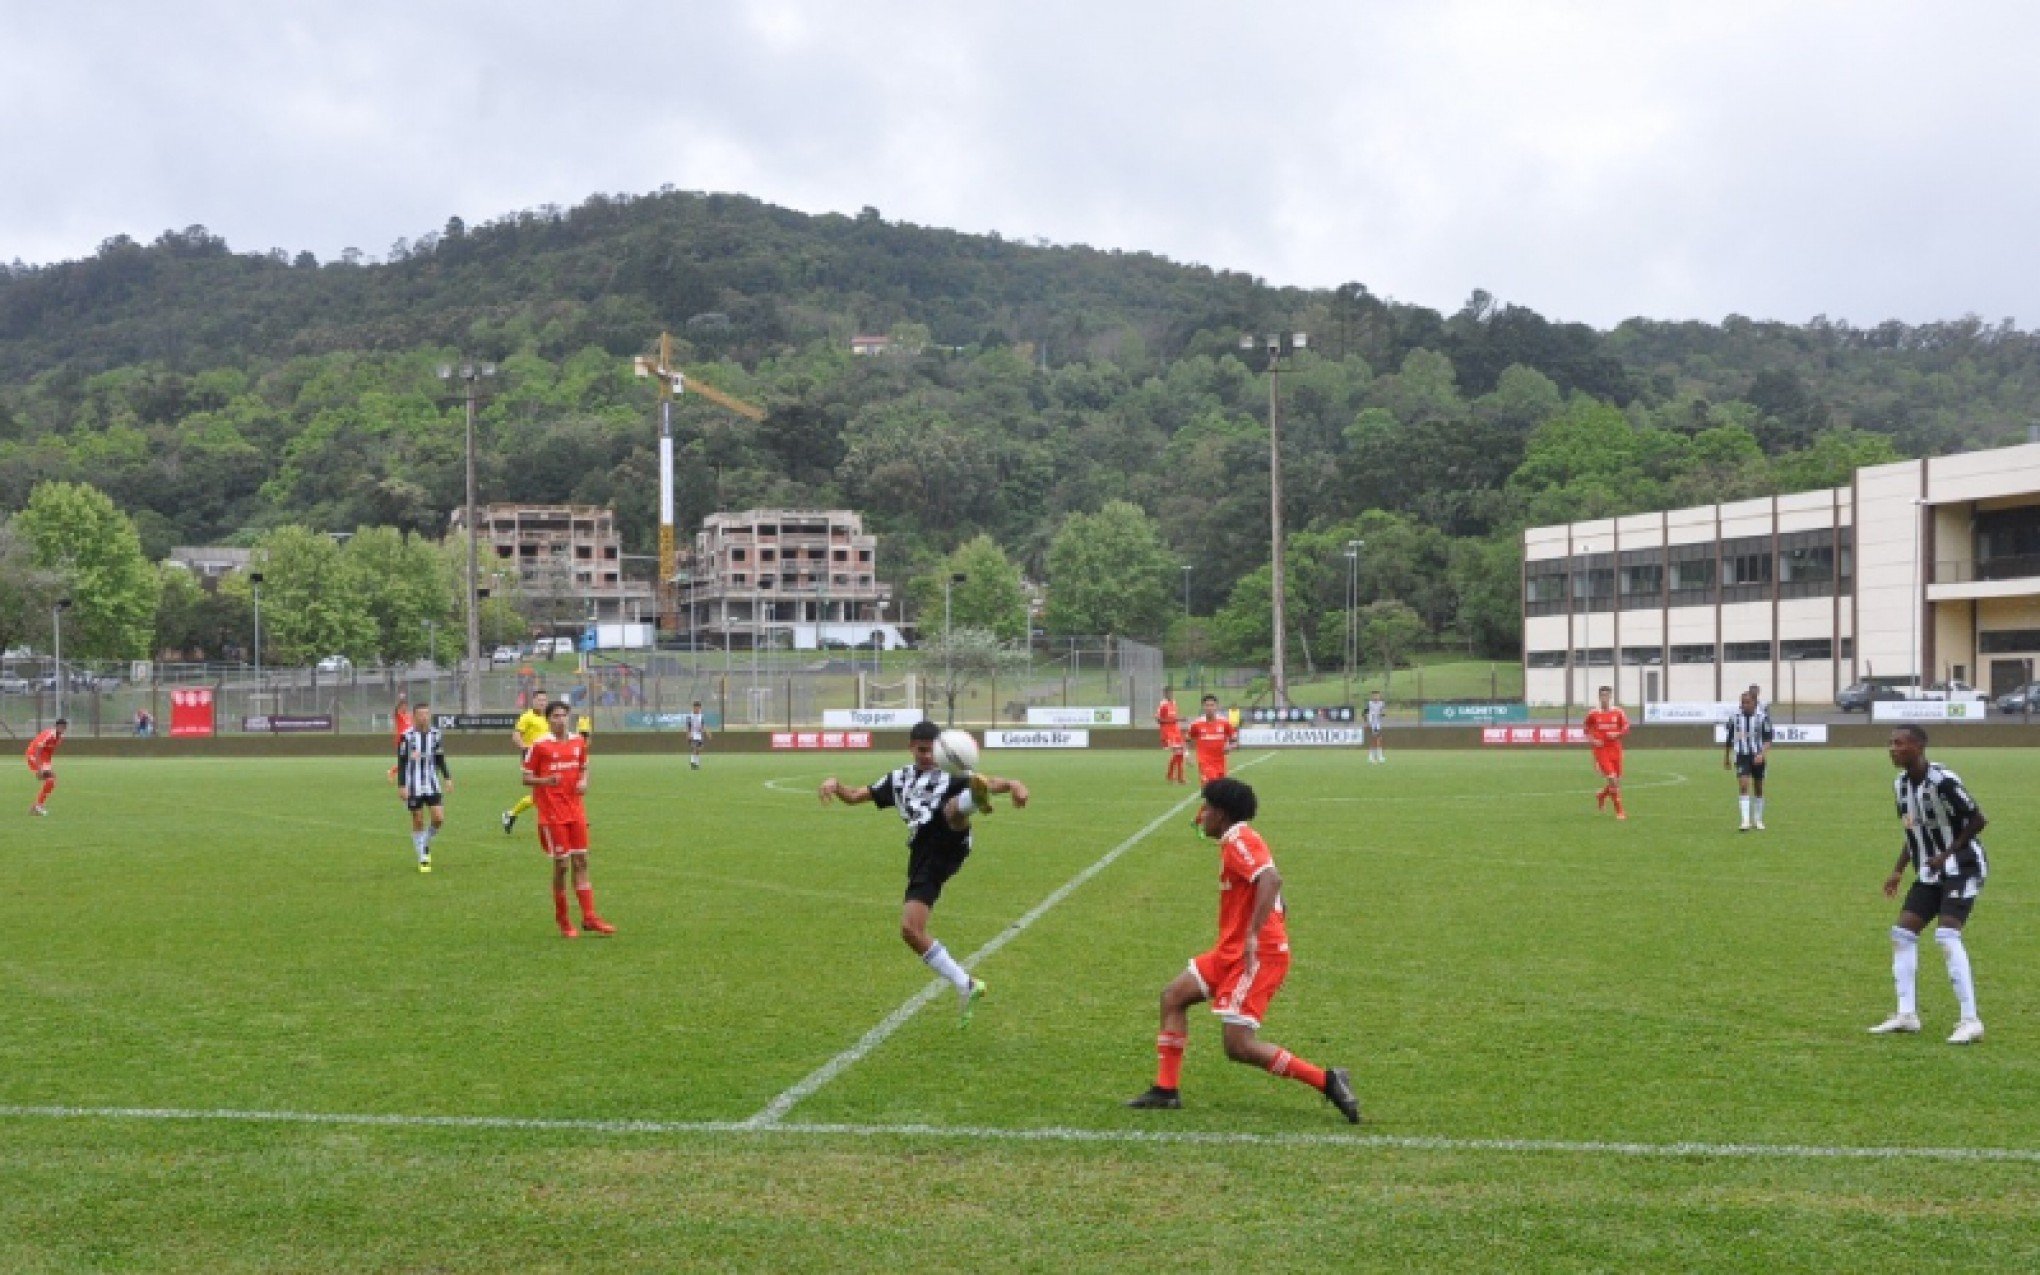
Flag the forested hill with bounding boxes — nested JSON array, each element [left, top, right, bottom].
[[2, 186, 2038, 662]]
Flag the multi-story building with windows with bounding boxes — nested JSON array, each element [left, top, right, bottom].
[[1522, 440, 2040, 706], [448, 503, 654, 627], [678, 509, 897, 650]]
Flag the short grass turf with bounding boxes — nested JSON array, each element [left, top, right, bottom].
[[2, 745, 2036, 1271]]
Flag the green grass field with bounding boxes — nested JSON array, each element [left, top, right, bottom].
[[4, 744, 2037, 1271]]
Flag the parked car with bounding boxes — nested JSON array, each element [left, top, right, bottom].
[[315, 654, 353, 674], [1993, 681, 2040, 714], [1919, 680, 1986, 702], [0, 676, 29, 694], [1835, 677, 1909, 712], [531, 637, 573, 658], [490, 645, 521, 665]]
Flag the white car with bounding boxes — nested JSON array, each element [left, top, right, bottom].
[[315, 654, 353, 674], [490, 645, 521, 665]]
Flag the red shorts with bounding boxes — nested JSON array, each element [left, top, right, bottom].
[[1160, 728, 1184, 751], [1190, 946, 1291, 1030], [1197, 759, 1228, 783], [25, 759, 51, 777], [538, 820, 590, 858], [1593, 746, 1623, 779]]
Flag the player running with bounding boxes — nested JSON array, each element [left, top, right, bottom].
[[396, 704, 452, 873], [1871, 725, 1989, 1044], [818, 721, 1030, 1025], [1126, 777, 1360, 1123], [1723, 689, 1773, 831], [1364, 689, 1387, 764], [500, 690, 551, 833], [1583, 686, 1630, 820], [522, 699, 614, 938], [24, 718, 65, 816], [1156, 687, 1186, 784], [683, 700, 710, 770], [1185, 694, 1237, 784]]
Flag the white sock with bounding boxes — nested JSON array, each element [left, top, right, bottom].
[[1891, 926, 1918, 1015], [1739, 796, 1750, 823], [953, 789, 976, 816], [921, 940, 973, 994], [413, 831, 430, 860], [1935, 927, 1978, 1020], [1754, 797, 1766, 822]]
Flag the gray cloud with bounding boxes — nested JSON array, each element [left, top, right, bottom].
[[3, 0, 2035, 328]]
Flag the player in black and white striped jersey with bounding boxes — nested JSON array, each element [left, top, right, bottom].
[[1721, 689, 1774, 830], [1870, 725, 1989, 1044], [396, 704, 453, 874]]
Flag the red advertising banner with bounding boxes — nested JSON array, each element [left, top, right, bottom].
[[770, 731, 874, 750], [169, 688, 216, 738], [1481, 725, 1589, 746]]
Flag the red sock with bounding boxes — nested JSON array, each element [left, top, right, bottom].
[[1612, 793, 1625, 815], [1267, 1048, 1326, 1091], [576, 885, 600, 923], [37, 778, 55, 805], [553, 888, 572, 929], [1155, 1031, 1186, 1089]]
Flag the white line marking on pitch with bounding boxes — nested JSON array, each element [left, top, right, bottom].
[[1304, 769, 1690, 803], [744, 755, 1275, 1128], [3, 1104, 2036, 1165]]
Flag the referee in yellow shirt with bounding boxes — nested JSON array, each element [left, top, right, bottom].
[[501, 690, 552, 834]]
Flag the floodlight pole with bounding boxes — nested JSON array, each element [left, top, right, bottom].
[[52, 598, 72, 720], [1242, 331, 1307, 706], [440, 361, 495, 714], [249, 572, 264, 707]]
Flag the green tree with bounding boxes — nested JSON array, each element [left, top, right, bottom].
[[1043, 501, 1174, 639], [13, 481, 160, 659], [1359, 598, 1428, 693], [910, 535, 1028, 642], [341, 526, 454, 664], [0, 518, 64, 657], [243, 527, 375, 664], [154, 563, 253, 660], [916, 626, 1031, 725]]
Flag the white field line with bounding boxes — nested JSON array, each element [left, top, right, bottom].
[[3, 1104, 2037, 1165], [1305, 769, 1690, 803], [744, 755, 1273, 1127]]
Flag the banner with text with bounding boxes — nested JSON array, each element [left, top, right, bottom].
[[822, 708, 927, 729], [1712, 723, 1829, 744], [1421, 702, 1529, 724], [169, 688, 215, 738], [1643, 701, 1737, 724], [241, 714, 337, 734], [770, 731, 874, 750], [442, 713, 521, 732], [1872, 700, 1988, 723], [1238, 727, 1367, 747], [1244, 706, 1356, 725], [1481, 726, 1592, 746], [985, 729, 1090, 750], [1026, 707, 1131, 727]]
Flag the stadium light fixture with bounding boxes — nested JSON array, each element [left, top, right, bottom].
[[248, 572, 264, 706], [439, 360, 497, 713], [52, 598, 72, 721], [1241, 331, 1308, 705]]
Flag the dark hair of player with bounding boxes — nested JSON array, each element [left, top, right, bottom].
[[1896, 723, 1928, 745], [909, 720, 941, 742], [1202, 693, 1219, 706], [54, 717, 68, 727], [546, 700, 571, 719], [1200, 777, 1257, 823], [1599, 685, 1612, 694]]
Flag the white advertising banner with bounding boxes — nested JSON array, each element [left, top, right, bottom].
[[1872, 700, 1988, 723], [985, 729, 1091, 750], [1644, 701, 1737, 724], [822, 708, 926, 729], [1712, 723, 1829, 744], [1237, 727, 1368, 747], [1026, 707, 1132, 727]]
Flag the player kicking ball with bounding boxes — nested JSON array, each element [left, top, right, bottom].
[[819, 721, 1028, 1026], [1127, 778, 1360, 1123], [522, 700, 615, 938]]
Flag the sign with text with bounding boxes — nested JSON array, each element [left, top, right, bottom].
[[169, 687, 215, 738], [985, 729, 1090, 749], [241, 714, 336, 734], [1872, 700, 1988, 723], [1643, 701, 1737, 724], [1026, 706, 1132, 727], [1481, 726, 1592, 746], [822, 708, 927, 729], [770, 731, 874, 750], [442, 713, 521, 732], [1244, 706, 1356, 725], [1712, 723, 1829, 745], [1238, 727, 1367, 747], [1421, 702, 1528, 724]]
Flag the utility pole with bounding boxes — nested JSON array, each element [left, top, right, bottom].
[[439, 361, 495, 714], [1240, 331, 1308, 705]]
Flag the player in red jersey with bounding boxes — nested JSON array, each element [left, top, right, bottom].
[[388, 692, 412, 785], [521, 700, 615, 938], [1126, 777, 1359, 1122], [1184, 694, 1237, 784], [25, 718, 66, 816], [1156, 687, 1186, 784], [1583, 685, 1631, 820]]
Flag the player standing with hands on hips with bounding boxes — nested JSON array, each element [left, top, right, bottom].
[[1723, 689, 1773, 830], [819, 722, 1029, 1025], [1871, 725, 1989, 1044]]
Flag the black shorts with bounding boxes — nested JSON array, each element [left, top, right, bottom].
[[406, 793, 445, 812], [1903, 876, 1982, 924], [1734, 756, 1767, 780], [905, 842, 971, 907]]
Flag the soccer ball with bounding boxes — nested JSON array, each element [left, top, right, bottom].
[[932, 728, 980, 777]]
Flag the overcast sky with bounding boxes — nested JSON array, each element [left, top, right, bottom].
[[4, 1, 2035, 329]]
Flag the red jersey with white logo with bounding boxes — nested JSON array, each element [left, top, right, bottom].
[[1186, 715, 1236, 776], [522, 734, 589, 824], [1583, 707, 1630, 750], [1213, 823, 1287, 962], [25, 729, 61, 770], [1156, 698, 1182, 747]]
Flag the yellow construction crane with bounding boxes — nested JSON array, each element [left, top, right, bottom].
[[633, 332, 767, 632]]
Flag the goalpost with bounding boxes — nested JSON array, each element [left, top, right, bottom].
[[858, 672, 920, 712]]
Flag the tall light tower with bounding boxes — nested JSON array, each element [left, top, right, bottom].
[[1240, 331, 1308, 705], [52, 597, 72, 721], [439, 360, 495, 713], [634, 333, 682, 638]]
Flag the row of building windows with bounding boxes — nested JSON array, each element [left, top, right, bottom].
[[730, 547, 871, 564], [726, 573, 873, 590], [1526, 638, 1849, 669], [1526, 531, 1854, 616]]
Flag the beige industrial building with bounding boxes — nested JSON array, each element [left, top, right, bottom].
[[678, 509, 899, 650], [448, 503, 655, 626], [1522, 440, 2040, 707]]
